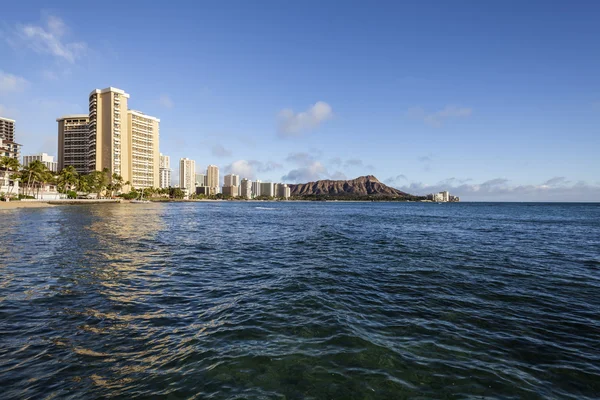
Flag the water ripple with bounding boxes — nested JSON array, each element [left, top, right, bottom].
[[0, 202, 599, 399]]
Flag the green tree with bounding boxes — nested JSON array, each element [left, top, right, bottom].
[[57, 166, 79, 194], [0, 156, 20, 197], [21, 160, 49, 197], [107, 173, 129, 197]]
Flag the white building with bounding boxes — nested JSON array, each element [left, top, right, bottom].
[[224, 174, 239, 187], [159, 153, 171, 188], [252, 179, 262, 198], [207, 164, 219, 195], [275, 183, 291, 199], [23, 153, 58, 172], [179, 158, 196, 192], [240, 178, 252, 199], [260, 182, 274, 198]]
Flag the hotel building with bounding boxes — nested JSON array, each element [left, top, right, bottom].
[[0, 117, 21, 160], [159, 153, 171, 188], [240, 178, 252, 199], [251, 179, 262, 198], [180, 158, 196, 192], [22, 153, 58, 172], [260, 182, 274, 197], [128, 110, 159, 188], [207, 164, 219, 195], [57, 115, 89, 173]]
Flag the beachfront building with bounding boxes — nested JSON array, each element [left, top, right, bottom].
[[260, 182, 274, 198], [240, 178, 252, 199], [57, 115, 89, 173], [428, 191, 457, 202], [222, 185, 238, 198], [0, 116, 21, 161], [22, 153, 58, 173], [179, 158, 196, 193], [275, 183, 291, 199], [251, 179, 262, 198], [159, 153, 171, 188], [1, 117, 21, 195], [88, 87, 131, 180], [128, 110, 159, 189], [207, 164, 219, 195], [195, 173, 206, 187], [0, 116, 16, 142]]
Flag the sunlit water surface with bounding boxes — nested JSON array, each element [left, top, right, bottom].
[[1, 202, 599, 399]]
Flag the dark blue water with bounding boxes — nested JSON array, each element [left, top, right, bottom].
[[1, 202, 599, 399]]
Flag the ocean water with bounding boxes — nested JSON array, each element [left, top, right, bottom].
[[0, 202, 599, 399]]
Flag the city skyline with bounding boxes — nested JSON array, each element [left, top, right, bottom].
[[1, 3, 599, 201]]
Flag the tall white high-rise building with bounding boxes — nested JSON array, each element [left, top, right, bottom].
[[260, 182, 274, 197], [128, 110, 160, 188], [252, 179, 262, 197], [159, 153, 171, 188], [22, 153, 58, 172], [240, 178, 252, 199], [224, 174, 239, 187], [207, 164, 219, 195], [179, 158, 196, 192]]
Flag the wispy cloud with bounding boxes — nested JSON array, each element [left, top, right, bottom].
[[0, 71, 29, 93], [159, 94, 174, 109], [344, 158, 363, 168], [391, 176, 600, 202], [211, 144, 232, 158], [408, 105, 472, 127], [282, 161, 327, 182], [277, 101, 333, 137], [8, 15, 87, 63], [224, 160, 284, 179]]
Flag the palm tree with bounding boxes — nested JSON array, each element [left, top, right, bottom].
[[21, 160, 49, 198], [107, 173, 129, 197], [57, 166, 79, 194], [0, 156, 20, 196]]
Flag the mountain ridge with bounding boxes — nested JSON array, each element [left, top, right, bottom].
[[288, 175, 410, 197]]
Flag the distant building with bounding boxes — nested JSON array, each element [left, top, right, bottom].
[[0, 116, 22, 161], [207, 164, 219, 195], [224, 174, 240, 187], [22, 153, 58, 172], [196, 186, 210, 196], [179, 158, 196, 192], [260, 182, 274, 197], [222, 185, 238, 197], [195, 173, 206, 187], [275, 183, 291, 199], [0, 116, 16, 142], [252, 180, 262, 197], [57, 115, 89, 173], [427, 190, 457, 202], [0, 137, 21, 161], [240, 178, 252, 199], [159, 153, 171, 188]]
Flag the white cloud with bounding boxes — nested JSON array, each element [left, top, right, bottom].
[[159, 94, 174, 109], [282, 161, 327, 182], [10, 15, 87, 63], [408, 105, 472, 127], [391, 176, 600, 202], [224, 160, 283, 179], [277, 101, 333, 136], [0, 71, 29, 93]]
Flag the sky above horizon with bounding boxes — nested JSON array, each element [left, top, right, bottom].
[[1, 1, 599, 201]]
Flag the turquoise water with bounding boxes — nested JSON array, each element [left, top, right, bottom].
[[1, 202, 599, 399]]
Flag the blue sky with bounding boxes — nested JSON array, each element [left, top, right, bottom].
[[1, 1, 599, 201]]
